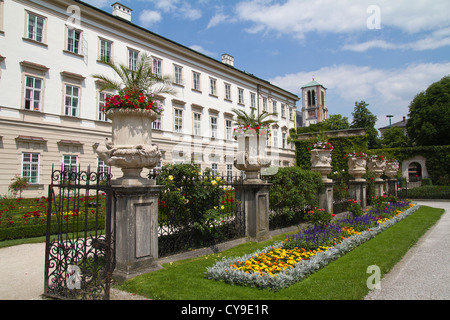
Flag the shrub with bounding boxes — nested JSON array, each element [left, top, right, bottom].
[[346, 199, 365, 217], [305, 207, 334, 228], [269, 167, 323, 212]]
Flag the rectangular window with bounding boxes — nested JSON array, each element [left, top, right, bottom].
[[98, 92, 108, 121], [262, 97, 267, 112], [22, 153, 39, 184], [193, 113, 201, 136], [273, 100, 277, 114], [210, 78, 217, 96], [289, 107, 293, 120], [225, 120, 232, 140], [273, 130, 278, 148], [225, 83, 231, 100], [67, 28, 81, 54], [27, 13, 44, 42], [99, 39, 112, 62], [238, 88, 244, 104], [174, 65, 183, 85], [211, 163, 218, 176], [97, 159, 110, 176], [282, 132, 287, 149], [64, 85, 80, 117], [24, 76, 42, 111], [226, 164, 233, 182], [62, 155, 78, 175], [193, 72, 201, 91], [153, 58, 162, 78], [210, 116, 217, 138], [174, 109, 183, 133], [250, 93, 256, 108], [281, 104, 285, 118], [152, 114, 161, 130], [128, 49, 139, 71]]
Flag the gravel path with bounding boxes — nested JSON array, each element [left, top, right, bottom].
[[365, 201, 450, 300], [1, 200, 448, 300]]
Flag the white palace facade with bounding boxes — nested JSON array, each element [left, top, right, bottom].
[[0, 0, 299, 197]]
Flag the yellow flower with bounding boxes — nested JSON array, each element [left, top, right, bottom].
[[211, 180, 217, 186], [185, 199, 189, 204], [168, 175, 173, 180], [220, 205, 225, 210]]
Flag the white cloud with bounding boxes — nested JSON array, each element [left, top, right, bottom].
[[232, 0, 450, 39], [179, 2, 202, 20], [343, 27, 450, 52], [139, 10, 162, 27], [207, 13, 229, 29], [189, 45, 217, 58], [269, 62, 450, 127]]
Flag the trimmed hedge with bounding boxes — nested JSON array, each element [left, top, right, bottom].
[[0, 219, 105, 241]]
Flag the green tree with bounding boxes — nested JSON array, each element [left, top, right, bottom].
[[406, 75, 450, 146], [297, 114, 350, 134], [380, 126, 411, 148], [351, 101, 380, 149], [92, 53, 175, 95], [231, 107, 277, 129]]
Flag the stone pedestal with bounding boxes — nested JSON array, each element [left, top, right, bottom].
[[349, 180, 367, 208], [235, 183, 271, 242], [112, 183, 163, 281], [319, 182, 334, 214], [374, 179, 384, 197]]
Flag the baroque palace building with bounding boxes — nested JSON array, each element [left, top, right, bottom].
[[0, 0, 299, 197]]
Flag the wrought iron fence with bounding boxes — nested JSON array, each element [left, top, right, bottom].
[[44, 166, 115, 300], [154, 174, 246, 257]]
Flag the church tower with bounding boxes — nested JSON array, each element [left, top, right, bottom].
[[301, 78, 328, 127]]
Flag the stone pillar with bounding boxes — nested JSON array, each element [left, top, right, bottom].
[[319, 182, 335, 214], [374, 180, 384, 197], [235, 183, 271, 242], [348, 180, 367, 208], [112, 183, 163, 281]]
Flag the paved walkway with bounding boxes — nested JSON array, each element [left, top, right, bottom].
[[365, 200, 450, 300], [0, 201, 448, 300]]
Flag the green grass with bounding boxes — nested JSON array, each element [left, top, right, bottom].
[[116, 205, 445, 300]]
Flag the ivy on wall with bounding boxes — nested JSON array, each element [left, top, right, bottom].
[[371, 145, 450, 184]]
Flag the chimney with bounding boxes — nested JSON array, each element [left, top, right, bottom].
[[112, 2, 132, 22], [403, 116, 406, 122], [222, 54, 234, 67]]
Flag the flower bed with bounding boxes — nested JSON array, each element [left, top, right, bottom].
[[205, 200, 419, 291], [0, 195, 106, 241]]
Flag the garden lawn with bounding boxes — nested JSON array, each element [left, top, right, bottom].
[[116, 205, 444, 300]]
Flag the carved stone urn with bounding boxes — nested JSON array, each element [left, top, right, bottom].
[[310, 148, 333, 182], [96, 108, 161, 186], [233, 130, 271, 183], [385, 160, 399, 179], [347, 154, 367, 181], [367, 156, 386, 181]]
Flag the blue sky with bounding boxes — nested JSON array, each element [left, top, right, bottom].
[[84, 0, 450, 130]]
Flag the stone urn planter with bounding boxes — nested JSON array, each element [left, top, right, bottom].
[[347, 153, 367, 181], [96, 108, 161, 186], [310, 148, 333, 183], [233, 129, 271, 183], [367, 156, 386, 181], [385, 160, 399, 179]]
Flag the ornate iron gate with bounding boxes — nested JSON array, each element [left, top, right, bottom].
[[44, 166, 115, 300]]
